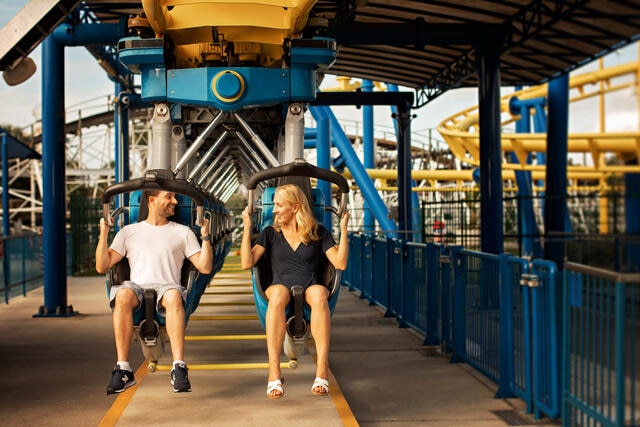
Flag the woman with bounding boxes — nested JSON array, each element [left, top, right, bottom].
[[241, 184, 349, 399]]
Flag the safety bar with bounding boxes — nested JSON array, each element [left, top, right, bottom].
[[102, 169, 207, 226], [246, 159, 349, 216]]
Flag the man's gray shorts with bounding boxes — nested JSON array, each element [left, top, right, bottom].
[[109, 281, 187, 316]]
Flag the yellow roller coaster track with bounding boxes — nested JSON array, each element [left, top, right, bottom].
[[332, 58, 639, 192], [437, 60, 640, 175]]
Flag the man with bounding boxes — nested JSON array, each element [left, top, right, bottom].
[[96, 189, 213, 394]]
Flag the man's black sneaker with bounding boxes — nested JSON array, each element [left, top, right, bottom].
[[170, 363, 192, 392], [106, 367, 136, 395]]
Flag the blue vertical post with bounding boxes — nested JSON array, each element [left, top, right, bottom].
[[625, 172, 640, 272], [314, 107, 332, 228], [496, 253, 515, 398], [388, 83, 421, 242], [2, 133, 9, 304], [613, 280, 627, 425], [362, 80, 375, 233], [450, 246, 466, 362], [425, 243, 439, 345], [440, 246, 452, 351], [509, 96, 543, 258], [36, 35, 71, 317], [544, 75, 569, 413], [544, 74, 569, 270], [396, 107, 413, 241], [2, 133, 9, 236], [477, 39, 503, 254], [114, 83, 130, 224]]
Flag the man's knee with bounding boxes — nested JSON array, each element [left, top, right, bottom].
[[161, 288, 184, 310], [114, 288, 139, 309]]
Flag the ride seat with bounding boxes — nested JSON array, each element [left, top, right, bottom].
[[252, 179, 341, 337], [106, 257, 197, 326], [106, 189, 201, 335]]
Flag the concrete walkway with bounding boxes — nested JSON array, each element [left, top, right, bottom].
[[0, 261, 559, 426]]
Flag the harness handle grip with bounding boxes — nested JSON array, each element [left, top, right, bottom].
[[101, 169, 207, 226], [246, 159, 349, 216]]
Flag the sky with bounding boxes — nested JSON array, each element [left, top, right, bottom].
[[0, 2, 638, 139]]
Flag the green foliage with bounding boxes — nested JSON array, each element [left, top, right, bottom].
[[225, 191, 246, 214], [0, 124, 27, 140]]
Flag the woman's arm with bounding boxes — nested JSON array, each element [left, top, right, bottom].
[[325, 210, 350, 270], [240, 206, 265, 269]]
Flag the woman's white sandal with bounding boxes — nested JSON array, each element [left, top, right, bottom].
[[311, 377, 329, 396], [266, 379, 284, 399]]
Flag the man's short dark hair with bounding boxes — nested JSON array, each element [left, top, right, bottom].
[[142, 189, 161, 202]]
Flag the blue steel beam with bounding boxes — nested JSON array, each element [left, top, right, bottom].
[[36, 35, 71, 317], [2, 133, 9, 236], [544, 74, 570, 269], [52, 22, 123, 46], [388, 83, 421, 242], [362, 80, 375, 233], [478, 40, 504, 255], [625, 173, 640, 272], [509, 96, 543, 258], [313, 107, 333, 228], [394, 107, 413, 242], [114, 82, 130, 226], [310, 106, 396, 236], [34, 19, 131, 316]]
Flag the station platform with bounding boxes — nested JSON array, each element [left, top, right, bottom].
[[0, 258, 559, 427]]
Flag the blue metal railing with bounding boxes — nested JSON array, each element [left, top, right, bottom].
[[2, 234, 45, 303], [2, 233, 75, 304], [562, 262, 639, 427], [371, 237, 390, 310], [530, 260, 561, 419], [344, 234, 570, 421], [453, 249, 503, 384]]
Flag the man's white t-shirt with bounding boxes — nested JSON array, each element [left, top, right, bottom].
[[110, 221, 201, 287]]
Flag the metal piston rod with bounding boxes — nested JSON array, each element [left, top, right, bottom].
[[173, 110, 226, 175], [208, 161, 236, 195], [188, 130, 229, 182], [196, 144, 232, 188], [232, 112, 280, 168]]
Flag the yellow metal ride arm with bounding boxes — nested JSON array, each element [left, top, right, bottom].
[[141, 0, 317, 68]]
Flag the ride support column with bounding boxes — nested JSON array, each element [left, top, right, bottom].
[[36, 35, 73, 317]]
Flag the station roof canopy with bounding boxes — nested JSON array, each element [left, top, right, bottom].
[[0, 129, 41, 160], [3, 1, 640, 108]]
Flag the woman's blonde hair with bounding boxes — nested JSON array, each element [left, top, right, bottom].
[[273, 184, 318, 244]]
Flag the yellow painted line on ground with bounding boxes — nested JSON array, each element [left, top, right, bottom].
[[204, 290, 254, 295], [190, 314, 259, 321], [186, 334, 266, 341], [198, 301, 254, 306], [207, 282, 251, 287], [99, 361, 150, 427], [306, 341, 359, 427], [154, 362, 290, 371], [327, 367, 360, 427]]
